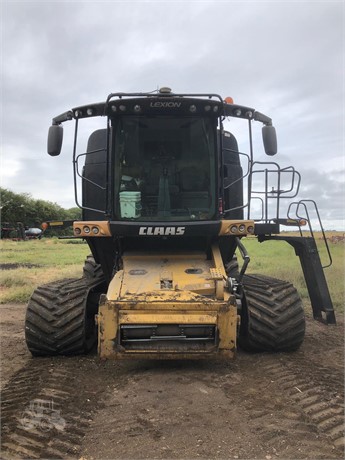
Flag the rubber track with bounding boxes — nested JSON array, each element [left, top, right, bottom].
[[25, 277, 101, 356], [225, 256, 239, 278], [239, 274, 305, 352], [83, 254, 105, 282]]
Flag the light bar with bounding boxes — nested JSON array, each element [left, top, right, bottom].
[[73, 221, 111, 237], [218, 220, 255, 236]]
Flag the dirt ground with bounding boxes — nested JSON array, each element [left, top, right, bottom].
[[1, 303, 344, 460]]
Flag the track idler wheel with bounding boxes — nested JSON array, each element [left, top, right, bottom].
[[239, 274, 305, 352], [25, 277, 103, 356]]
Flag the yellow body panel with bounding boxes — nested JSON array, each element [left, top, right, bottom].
[[98, 245, 239, 360], [119, 311, 218, 325]]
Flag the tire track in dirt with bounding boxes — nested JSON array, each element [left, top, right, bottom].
[[79, 354, 343, 460], [219, 352, 343, 460], [0, 357, 122, 459], [245, 315, 345, 456], [261, 355, 344, 449], [1, 305, 344, 460]]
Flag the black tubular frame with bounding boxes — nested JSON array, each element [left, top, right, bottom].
[[105, 91, 224, 105]]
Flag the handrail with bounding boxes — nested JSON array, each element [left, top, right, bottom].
[[287, 200, 332, 268], [248, 161, 301, 222]]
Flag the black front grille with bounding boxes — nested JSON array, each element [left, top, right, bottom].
[[119, 324, 217, 351]]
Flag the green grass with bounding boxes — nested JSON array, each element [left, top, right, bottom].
[[0, 238, 90, 304], [242, 236, 345, 313], [0, 236, 344, 314]]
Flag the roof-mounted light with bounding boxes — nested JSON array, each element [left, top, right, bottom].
[[224, 97, 234, 104], [159, 87, 172, 94]]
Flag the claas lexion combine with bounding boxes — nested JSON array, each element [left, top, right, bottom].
[[25, 88, 336, 360]]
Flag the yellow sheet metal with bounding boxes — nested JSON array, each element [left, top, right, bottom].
[[101, 245, 238, 360], [107, 251, 218, 301], [98, 298, 238, 360], [119, 311, 218, 325]]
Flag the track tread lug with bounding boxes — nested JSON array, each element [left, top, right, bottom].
[[239, 274, 305, 352], [25, 277, 104, 356]]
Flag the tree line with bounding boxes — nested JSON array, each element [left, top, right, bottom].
[[1, 188, 81, 230]]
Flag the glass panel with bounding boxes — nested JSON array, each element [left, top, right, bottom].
[[114, 116, 216, 221]]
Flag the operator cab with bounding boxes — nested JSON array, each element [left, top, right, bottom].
[[82, 114, 243, 223], [114, 116, 217, 221], [50, 91, 258, 225]]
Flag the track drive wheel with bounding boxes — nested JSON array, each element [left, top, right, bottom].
[[25, 277, 103, 356], [239, 274, 305, 352]]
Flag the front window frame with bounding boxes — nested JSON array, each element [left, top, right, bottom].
[[111, 115, 219, 222]]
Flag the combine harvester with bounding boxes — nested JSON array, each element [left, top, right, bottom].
[[25, 88, 335, 359]]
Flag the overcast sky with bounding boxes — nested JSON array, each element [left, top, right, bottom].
[[2, 1, 344, 229]]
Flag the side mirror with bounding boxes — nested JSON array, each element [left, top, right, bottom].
[[262, 125, 277, 156], [47, 125, 63, 156]]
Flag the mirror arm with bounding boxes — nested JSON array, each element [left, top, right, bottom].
[[52, 110, 74, 125], [253, 111, 272, 126]]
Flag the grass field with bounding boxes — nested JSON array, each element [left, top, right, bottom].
[[244, 235, 344, 312], [0, 235, 344, 313], [0, 239, 90, 303]]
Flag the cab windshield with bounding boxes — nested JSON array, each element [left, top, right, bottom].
[[114, 116, 217, 221]]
